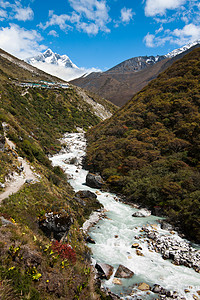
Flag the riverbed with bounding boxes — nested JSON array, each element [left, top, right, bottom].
[[50, 132, 200, 300]]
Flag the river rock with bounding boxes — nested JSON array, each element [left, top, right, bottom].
[[160, 220, 173, 231], [95, 262, 114, 280], [146, 228, 200, 273], [136, 250, 144, 256], [112, 278, 122, 285], [131, 243, 139, 248], [39, 211, 73, 241], [138, 282, 150, 291], [86, 173, 104, 189], [132, 208, 151, 217], [86, 236, 95, 244], [152, 284, 162, 293], [114, 264, 134, 278], [103, 288, 121, 299]]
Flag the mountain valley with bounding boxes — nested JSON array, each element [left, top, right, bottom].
[[0, 43, 200, 299]]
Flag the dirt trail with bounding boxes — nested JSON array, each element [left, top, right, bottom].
[[0, 138, 38, 203]]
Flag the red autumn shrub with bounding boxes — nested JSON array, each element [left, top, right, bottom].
[[51, 241, 76, 264]]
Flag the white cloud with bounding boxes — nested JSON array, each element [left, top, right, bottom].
[[145, 0, 186, 17], [30, 61, 101, 81], [0, 0, 12, 9], [144, 23, 200, 48], [39, 11, 72, 31], [0, 0, 34, 21], [143, 33, 155, 47], [172, 23, 200, 45], [0, 24, 46, 59], [39, 0, 111, 35], [48, 30, 59, 37], [14, 6, 34, 21], [120, 7, 133, 23], [0, 8, 7, 20], [76, 22, 99, 34], [69, 0, 110, 34]]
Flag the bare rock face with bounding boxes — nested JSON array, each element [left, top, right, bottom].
[[95, 262, 114, 280], [86, 173, 104, 189], [114, 264, 134, 278], [39, 211, 73, 241]]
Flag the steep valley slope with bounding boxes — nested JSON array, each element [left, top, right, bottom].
[[0, 49, 116, 299], [85, 47, 200, 243]]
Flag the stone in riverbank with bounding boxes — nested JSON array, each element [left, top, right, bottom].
[[85, 235, 95, 244], [86, 173, 104, 189], [138, 282, 150, 291], [132, 208, 151, 217], [143, 227, 200, 273], [95, 262, 114, 280], [114, 264, 134, 278], [112, 278, 122, 285]]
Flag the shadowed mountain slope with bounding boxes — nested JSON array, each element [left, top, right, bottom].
[[86, 48, 200, 243]]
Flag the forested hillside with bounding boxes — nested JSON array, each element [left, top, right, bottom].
[[86, 48, 200, 243]]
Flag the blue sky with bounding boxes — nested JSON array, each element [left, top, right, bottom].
[[0, 0, 199, 70]]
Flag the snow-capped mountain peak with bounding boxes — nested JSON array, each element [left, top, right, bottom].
[[165, 40, 200, 58], [26, 48, 78, 69]]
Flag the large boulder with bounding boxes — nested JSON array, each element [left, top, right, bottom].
[[39, 211, 73, 241], [95, 262, 114, 280], [132, 208, 151, 217], [86, 173, 104, 189], [75, 190, 97, 200], [114, 264, 134, 278], [74, 190, 98, 207]]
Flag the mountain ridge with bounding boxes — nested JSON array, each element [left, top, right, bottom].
[[71, 41, 200, 106], [26, 48, 78, 69]]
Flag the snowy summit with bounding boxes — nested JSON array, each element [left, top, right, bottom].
[[166, 40, 200, 58], [26, 48, 78, 69]]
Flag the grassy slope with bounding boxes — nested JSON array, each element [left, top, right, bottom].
[[0, 51, 117, 299], [86, 48, 200, 243]]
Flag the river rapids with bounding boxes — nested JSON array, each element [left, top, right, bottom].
[[50, 132, 200, 300]]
